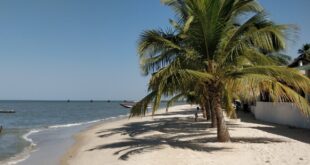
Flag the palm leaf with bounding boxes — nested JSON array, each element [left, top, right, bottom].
[[130, 91, 157, 117]]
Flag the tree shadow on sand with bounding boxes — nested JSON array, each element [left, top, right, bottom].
[[88, 113, 286, 160], [88, 135, 227, 160]]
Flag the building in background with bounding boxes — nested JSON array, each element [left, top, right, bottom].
[[251, 53, 310, 129], [289, 53, 310, 102]]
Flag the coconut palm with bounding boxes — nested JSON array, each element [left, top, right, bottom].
[[132, 0, 310, 142], [298, 43, 310, 60]]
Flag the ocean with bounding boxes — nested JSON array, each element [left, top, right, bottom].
[[0, 100, 132, 164]]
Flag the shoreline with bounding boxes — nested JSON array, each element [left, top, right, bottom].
[[60, 115, 130, 165], [0, 100, 131, 165], [61, 104, 310, 165], [60, 106, 171, 165], [5, 115, 129, 165]]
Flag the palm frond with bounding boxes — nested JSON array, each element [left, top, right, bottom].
[[268, 53, 292, 65], [138, 29, 181, 58], [225, 66, 310, 116], [258, 81, 310, 116], [161, 0, 189, 22], [166, 93, 185, 110], [227, 66, 310, 93], [130, 91, 157, 117], [223, 86, 236, 118], [221, 0, 262, 21]]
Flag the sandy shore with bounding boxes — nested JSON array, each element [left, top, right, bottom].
[[61, 104, 310, 165]]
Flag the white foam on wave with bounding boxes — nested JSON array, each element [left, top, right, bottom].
[[1, 129, 44, 165], [4, 114, 129, 165], [48, 119, 101, 129], [47, 114, 129, 129], [22, 129, 43, 146], [6, 154, 30, 165]]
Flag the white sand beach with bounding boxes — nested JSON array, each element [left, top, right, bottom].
[[62, 104, 310, 165]]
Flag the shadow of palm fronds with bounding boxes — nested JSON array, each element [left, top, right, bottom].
[[88, 135, 229, 160], [89, 111, 290, 160]]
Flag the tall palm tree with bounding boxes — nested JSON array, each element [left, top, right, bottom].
[[132, 0, 310, 142]]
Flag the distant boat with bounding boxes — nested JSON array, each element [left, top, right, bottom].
[[120, 102, 135, 108], [0, 110, 15, 113], [120, 102, 151, 109], [90, 100, 93, 103], [67, 99, 70, 103]]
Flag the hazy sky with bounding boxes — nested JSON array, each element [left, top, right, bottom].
[[0, 0, 309, 100]]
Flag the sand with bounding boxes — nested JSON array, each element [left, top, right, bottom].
[[61, 104, 310, 165]]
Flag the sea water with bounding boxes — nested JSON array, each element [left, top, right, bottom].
[[0, 100, 130, 164]]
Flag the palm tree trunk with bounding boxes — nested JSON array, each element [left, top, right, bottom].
[[214, 92, 231, 142], [205, 100, 211, 120], [204, 95, 215, 125], [210, 99, 217, 128], [200, 104, 206, 118], [203, 103, 207, 119]]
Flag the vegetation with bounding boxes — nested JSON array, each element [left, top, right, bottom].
[[131, 0, 310, 142], [298, 43, 310, 61]]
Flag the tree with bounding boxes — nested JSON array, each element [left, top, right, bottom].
[[131, 0, 310, 142], [298, 43, 310, 60]]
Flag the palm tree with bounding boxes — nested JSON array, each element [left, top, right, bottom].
[[132, 0, 310, 142], [288, 43, 310, 67], [298, 43, 310, 60]]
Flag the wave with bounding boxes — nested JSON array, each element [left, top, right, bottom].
[[47, 115, 128, 129], [6, 154, 30, 165], [48, 120, 101, 129], [4, 114, 129, 165], [22, 129, 42, 146], [1, 131, 38, 165]]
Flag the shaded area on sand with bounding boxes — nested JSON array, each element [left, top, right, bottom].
[[88, 110, 290, 160], [237, 112, 310, 144]]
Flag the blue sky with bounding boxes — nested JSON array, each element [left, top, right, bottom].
[[0, 0, 308, 100]]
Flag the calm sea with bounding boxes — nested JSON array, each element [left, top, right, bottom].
[[0, 100, 132, 164]]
